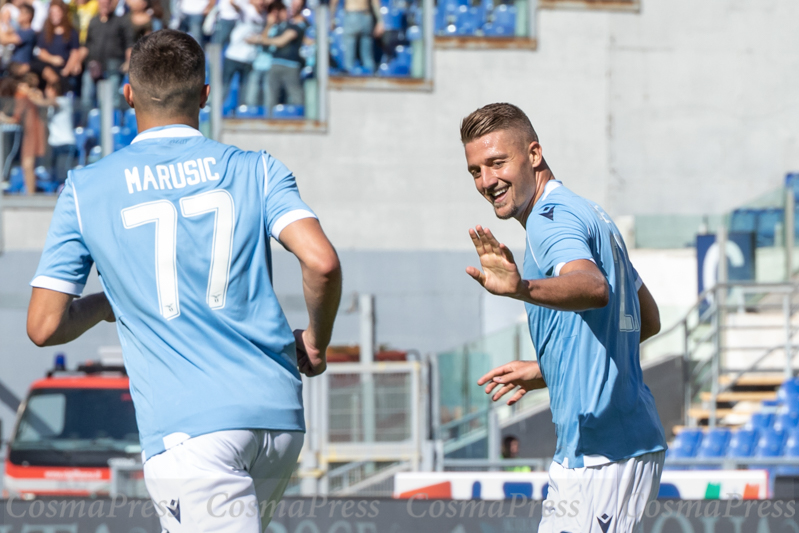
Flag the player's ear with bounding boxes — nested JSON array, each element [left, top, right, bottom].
[[123, 84, 135, 109], [528, 141, 543, 168], [199, 84, 211, 109]]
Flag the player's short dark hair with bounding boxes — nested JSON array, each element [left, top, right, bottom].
[[129, 29, 206, 116], [460, 103, 538, 146]]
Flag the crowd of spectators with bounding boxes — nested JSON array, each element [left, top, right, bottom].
[[0, 0, 313, 194]]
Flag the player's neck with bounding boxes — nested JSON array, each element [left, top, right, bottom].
[[136, 116, 200, 135], [517, 166, 555, 228]]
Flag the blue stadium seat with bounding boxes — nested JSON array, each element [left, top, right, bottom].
[[302, 7, 315, 26], [271, 104, 305, 119], [6, 166, 24, 194], [773, 410, 799, 432], [489, 4, 515, 35], [113, 126, 136, 151], [727, 428, 759, 458], [778, 378, 799, 410], [35, 166, 59, 194], [754, 428, 787, 457], [88, 145, 103, 165], [755, 208, 783, 247], [776, 428, 799, 476], [381, 6, 405, 31], [406, 24, 422, 40], [236, 105, 265, 118], [124, 108, 137, 133], [697, 428, 731, 458], [745, 412, 774, 432], [730, 208, 758, 234], [668, 428, 703, 458], [87, 108, 101, 138], [74, 127, 89, 167], [113, 109, 123, 127]]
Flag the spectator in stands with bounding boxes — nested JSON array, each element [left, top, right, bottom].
[[74, 0, 99, 44], [212, 0, 242, 46], [29, 0, 47, 31], [0, 4, 36, 68], [44, 79, 75, 183], [177, 0, 214, 44], [126, 0, 158, 42], [244, 3, 278, 109], [34, 2, 82, 93], [501, 435, 531, 472], [250, 1, 302, 114], [0, 77, 46, 194], [330, 0, 382, 74], [222, 0, 267, 108], [79, 0, 134, 109]]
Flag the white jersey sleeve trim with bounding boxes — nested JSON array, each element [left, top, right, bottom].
[[635, 274, 643, 291], [30, 275, 85, 296], [554, 258, 596, 277], [272, 209, 317, 242], [261, 153, 269, 197], [72, 182, 84, 234], [539, 180, 563, 203]]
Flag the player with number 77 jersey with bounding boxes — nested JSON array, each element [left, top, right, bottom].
[[26, 30, 341, 533]]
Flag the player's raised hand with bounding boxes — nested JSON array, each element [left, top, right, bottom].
[[294, 329, 327, 377], [477, 361, 547, 405], [466, 226, 523, 298]]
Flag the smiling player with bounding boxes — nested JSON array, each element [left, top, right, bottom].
[[462, 103, 666, 533], [26, 30, 342, 532]]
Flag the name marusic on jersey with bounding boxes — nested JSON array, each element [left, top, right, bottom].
[[124, 157, 220, 194]]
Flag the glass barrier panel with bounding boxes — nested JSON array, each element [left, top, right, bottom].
[[330, 0, 427, 79]]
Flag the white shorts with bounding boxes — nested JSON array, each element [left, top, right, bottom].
[[143, 429, 304, 533], [539, 450, 664, 533]]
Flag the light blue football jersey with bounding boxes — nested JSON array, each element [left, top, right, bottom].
[[32, 125, 317, 460], [524, 180, 666, 468]]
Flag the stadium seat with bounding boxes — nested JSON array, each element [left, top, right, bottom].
[[755, 208, 783, 247], [773, 410, 799, 432], [35, 166, 59, 194], [668, 428, 703, 458], [124, 108, 137, 133], [776, 428, 799, 476], [236, 105, 265, 118], [381, 6, 405, 31], [754, 428, 786, 457], [199, 106, 211, 125], [489, 4, 516, 35], [697, 427, 731, 458], [406, 24, 422, 41], [730, 208, 758, 234], [271, 105, 305, 119], [745, 412, 773, 431], [6, 166, 24, 194], [223, 75, 240, 117], [88, 145, 103, 165], [778, 378, 799, 409], [87, 108, 101, 138], [113, 109, 123, 127], [727, 428, 759, 458], [74, 127, 89, 167]]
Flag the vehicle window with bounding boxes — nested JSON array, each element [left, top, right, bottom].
[[17, 393, 66, 441]]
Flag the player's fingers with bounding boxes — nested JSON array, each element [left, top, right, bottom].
[[492, 369, 529, 385], [469, 228, 485, 256], [477, 363, 513, 385], [483, 227, 502, 255], [499, 243, 516, 265], [507, 388, 527, 406], [465, 266, 486, 286], [492, 383, 516, 402], [484, 380, 500, 394]]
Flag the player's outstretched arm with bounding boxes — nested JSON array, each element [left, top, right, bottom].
[[466, 226, 608, 312], [279, 218, 342, 377], [638, 282, 661, 342], [27, 288, 115, 347], [477, 361, 547, 406]]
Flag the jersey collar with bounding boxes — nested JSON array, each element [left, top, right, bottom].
[[539, 180, 563, 203], [131, 125, 204, 144]]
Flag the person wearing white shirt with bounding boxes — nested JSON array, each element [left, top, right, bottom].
[[212, 0, 240, 45], [221, 0, 266, 108], [178, 0, 213, 43]]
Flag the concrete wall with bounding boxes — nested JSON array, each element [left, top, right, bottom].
[[224, 0, 799, 252]]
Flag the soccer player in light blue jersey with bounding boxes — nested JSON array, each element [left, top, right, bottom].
[[462, 103, 667, 533], [26, 30, 342, 532]]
